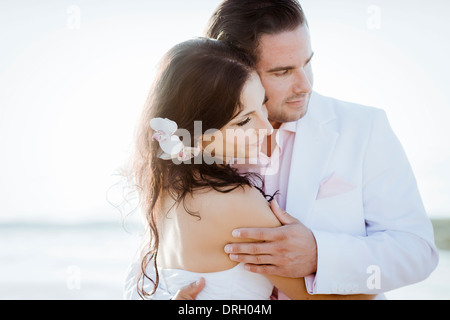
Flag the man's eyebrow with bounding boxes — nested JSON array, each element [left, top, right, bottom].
[[266, 52, 315, 73], [305, 52, 315, 65], [266, 65, 295, 73]]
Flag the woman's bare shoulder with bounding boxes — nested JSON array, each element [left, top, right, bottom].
[[167, 186, 281, 273], [192, 185, 281, 231]]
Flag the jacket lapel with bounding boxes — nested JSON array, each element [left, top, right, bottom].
[[285, 92, 339, 223]]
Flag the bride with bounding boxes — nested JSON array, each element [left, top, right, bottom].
[[127, 37, 374, 300]]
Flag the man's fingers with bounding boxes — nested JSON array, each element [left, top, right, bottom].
[[232, 227, 282, 241], [243, 263, 279, 275], [172, 277, 205, 300], [225, 241, 275, 255], [229, 253, 274, 265]]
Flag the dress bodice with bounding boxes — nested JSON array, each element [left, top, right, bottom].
[[158, 263, 273, 300]]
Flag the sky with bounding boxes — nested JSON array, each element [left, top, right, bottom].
[[0, 0, 449, 223]]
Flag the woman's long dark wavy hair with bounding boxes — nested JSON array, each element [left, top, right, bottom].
[[129, 38, 271, 299]]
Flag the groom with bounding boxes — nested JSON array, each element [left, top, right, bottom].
[[124, 0, 438, 299]]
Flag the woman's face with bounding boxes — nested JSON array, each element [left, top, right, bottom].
[[202, 72, 273, 162]]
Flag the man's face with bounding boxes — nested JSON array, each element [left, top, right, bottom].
[[256, 24, 314, 128]]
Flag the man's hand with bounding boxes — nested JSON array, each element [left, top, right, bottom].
[[224, 200, 318, 278], [172, 278, 205, 300]]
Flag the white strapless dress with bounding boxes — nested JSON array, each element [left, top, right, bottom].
[[157, 263, 274, 300]]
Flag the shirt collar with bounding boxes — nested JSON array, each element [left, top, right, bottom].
[[278, 120, 297, 133]]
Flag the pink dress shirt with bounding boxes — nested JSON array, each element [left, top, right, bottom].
[[259, 121, 297, 210]]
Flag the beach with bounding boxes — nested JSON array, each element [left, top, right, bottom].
[[0, 219, 449, 300]]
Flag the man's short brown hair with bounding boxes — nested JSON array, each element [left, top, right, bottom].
[[205, 0, 307, 62]]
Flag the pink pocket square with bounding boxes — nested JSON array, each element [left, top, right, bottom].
[[316, 172, 356, 200]]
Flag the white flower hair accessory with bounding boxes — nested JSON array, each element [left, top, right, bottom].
[[150, 117, 200, 161]]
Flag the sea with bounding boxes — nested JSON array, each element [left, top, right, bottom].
[[0, 220, 449, 300], [0, 220, 143, 300]]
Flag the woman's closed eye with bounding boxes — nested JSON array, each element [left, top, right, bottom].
[[237, 117, 251, 127]]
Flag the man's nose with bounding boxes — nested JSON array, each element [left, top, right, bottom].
[[292, 69, 312, 94]]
